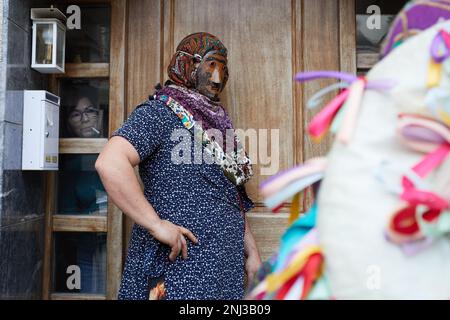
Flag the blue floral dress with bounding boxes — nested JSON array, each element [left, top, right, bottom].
[[112, 99, 254, 300]]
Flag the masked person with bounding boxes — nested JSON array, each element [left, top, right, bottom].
[[96, 32, 262, 300]]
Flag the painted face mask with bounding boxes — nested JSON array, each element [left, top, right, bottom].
[[195, 52, 229, 101], [167, 32, 229, 100]]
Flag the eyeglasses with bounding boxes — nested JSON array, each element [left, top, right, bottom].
[[69, 106, 99, 122]]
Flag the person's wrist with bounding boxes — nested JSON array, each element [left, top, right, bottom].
[[245, 246, 261, 260], [145, 215, 162, 236]]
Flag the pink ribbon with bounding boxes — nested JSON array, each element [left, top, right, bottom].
[[295, 71, 394, 140]]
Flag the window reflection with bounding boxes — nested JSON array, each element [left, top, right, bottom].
[[356, 14, 395, 53], [67, 5, 110, 63], [53, 232, 107, 294], [60, 78, 109, 138], [356, 0, 408, 53], [58, 154, 107, 216], [62, 4, 111, 63]]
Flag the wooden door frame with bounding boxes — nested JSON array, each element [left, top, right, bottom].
[[340, 0, 357, 74], [42, 0, 127, 300]]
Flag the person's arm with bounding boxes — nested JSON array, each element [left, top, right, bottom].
[[243, 217, 262, 284], [95, 136, 198, 261]]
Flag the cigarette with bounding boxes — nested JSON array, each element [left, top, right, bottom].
[[91, 127, 100, 134]]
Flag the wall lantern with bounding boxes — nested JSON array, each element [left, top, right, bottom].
[[31, 7, 67, 74]]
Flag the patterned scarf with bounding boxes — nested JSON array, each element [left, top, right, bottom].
[[155, 85, 235, 151], [153, 84, 253, 186]]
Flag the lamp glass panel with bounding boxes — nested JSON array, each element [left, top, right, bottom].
[[35, 23, 54, 65]]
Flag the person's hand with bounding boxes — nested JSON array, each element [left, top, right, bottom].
[[150, 219, 198, 262], [245, 251, 262, 285]]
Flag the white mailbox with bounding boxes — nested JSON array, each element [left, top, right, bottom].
[[22, 91, 60, 171]]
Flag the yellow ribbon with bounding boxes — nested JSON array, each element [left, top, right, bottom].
[[288, 192, 301, 226], [266, 245, 322, 293], [438, 109, 450, 127], [427, 59, 442, 88]]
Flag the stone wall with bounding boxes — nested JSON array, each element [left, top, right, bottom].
[[0, 0, 50, 300]]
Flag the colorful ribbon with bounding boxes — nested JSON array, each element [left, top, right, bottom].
[[430, 29, 450, 64], [295, 71, 395, 144], [386, 115, 450, 245], [427, 29, 450, 88]]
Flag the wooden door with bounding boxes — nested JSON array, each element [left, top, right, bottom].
[[125, 0, 356, 261]]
